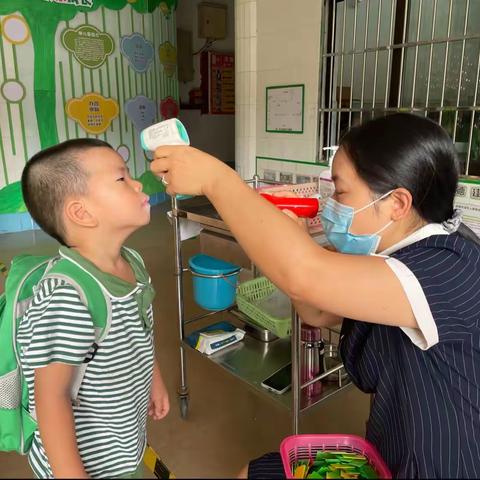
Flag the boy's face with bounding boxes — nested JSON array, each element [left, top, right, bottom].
[[80, 147, 151, 232]]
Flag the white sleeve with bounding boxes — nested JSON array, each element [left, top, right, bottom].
[[385, 257, 439, 350]]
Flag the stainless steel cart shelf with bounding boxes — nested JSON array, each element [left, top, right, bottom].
[[170, 184, 352, 433], [182, 332, 351, 413]]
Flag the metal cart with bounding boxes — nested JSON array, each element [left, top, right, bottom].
[[170, 179, 352, 433]]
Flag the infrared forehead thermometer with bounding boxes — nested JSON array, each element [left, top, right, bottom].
[[141, 119, 191, 200], [140, 118, 190, 150]]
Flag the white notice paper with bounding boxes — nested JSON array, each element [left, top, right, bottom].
[[454, 178, 480, 237], [266, 85, 304, 133]]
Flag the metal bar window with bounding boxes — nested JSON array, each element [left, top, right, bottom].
[[319, 0, 480, 176]]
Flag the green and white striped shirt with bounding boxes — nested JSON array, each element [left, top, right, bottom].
[[17, 267, 154, 478]]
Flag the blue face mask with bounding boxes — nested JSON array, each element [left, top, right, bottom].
[[320, 191, 394, 255]]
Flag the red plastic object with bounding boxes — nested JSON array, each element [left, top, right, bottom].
[[280, 434, 392, 479], [260, 193, 319, 218]]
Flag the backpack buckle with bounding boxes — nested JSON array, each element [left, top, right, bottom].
[[84, 342, 99, 363]]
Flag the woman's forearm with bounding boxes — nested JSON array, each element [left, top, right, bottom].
[[294, 301, 342, 328], [152, 147, 417, 328], [205, 170, 327, 299], [204, 171, 416, 328]]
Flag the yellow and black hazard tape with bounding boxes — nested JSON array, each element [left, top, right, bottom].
[[144, 444, 175, 479]]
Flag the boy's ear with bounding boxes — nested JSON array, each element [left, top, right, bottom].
[[64, 199, 98, 228]]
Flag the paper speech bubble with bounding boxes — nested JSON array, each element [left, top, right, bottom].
[[66, 93, 119, 134], [121, 33, 154, 73], [160, 96, 179, 120], [125, 95, 157, 132], [62, 25, 114, 69], [159, 41, 177, 78]]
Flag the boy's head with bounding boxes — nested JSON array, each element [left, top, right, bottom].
[[22, 139, 150, 246]]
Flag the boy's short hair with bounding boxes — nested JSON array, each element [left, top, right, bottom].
[[22, 139, 113, 246]]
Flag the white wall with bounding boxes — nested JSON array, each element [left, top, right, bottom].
[[177, 0, 322, 175], [235, 0, 257, 178], [176, 0, 235, 163], [234, 0, 323, 179], [255, 0, 322, 166]]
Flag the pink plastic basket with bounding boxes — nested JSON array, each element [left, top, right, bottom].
[[280, 434, 392, 479], [258, 182, 324, 234]]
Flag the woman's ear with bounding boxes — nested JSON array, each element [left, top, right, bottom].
[[389, 188, 413, 221], [64, 199, 98, 228]]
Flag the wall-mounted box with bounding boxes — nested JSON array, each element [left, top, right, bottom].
[[198, 2, 227, 40]]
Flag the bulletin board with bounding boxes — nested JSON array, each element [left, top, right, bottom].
[[455, 177, 480, 237], [266, 84, 304, 134]]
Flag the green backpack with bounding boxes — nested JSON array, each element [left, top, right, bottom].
[[0, 254, 112, 454]]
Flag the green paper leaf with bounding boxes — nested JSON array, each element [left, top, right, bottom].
[[137, 170, 166, 195], [0, 182, 26, 214]]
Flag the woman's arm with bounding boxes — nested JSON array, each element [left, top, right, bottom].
[[151, 147, 416, 329], [294, 301, 342, 328]]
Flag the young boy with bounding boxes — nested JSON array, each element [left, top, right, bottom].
[[18, 139, 169, 478]]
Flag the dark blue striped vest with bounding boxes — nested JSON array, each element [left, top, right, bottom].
[[340, 234, 480, 478]]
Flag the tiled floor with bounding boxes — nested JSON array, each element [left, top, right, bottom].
[[0, 205, 369, 478]]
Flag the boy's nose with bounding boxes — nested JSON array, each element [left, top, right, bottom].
[[132, 179, 143, 192]]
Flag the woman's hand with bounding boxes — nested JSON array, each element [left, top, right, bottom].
[[150, 145, 234, 196], [281, 208, 308, 230], [270, 190, 309, 230]]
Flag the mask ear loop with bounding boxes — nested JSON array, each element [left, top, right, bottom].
[[373, 220, 394, 236], [354, 190, 395, 215], [355, 190, 395, 254]]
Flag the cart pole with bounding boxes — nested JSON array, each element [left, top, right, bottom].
[[291, 308, 301, 434], [172, 196, 189, 418]]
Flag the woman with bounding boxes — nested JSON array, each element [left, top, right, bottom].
[[152, 114, 480, 478]]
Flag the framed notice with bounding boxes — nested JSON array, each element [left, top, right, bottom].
[[266, 84, 304, 134], [455, 177, 480, 237], [200, 51, 234, 114]]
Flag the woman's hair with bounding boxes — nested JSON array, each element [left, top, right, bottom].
[[340, 113, 480, 245]]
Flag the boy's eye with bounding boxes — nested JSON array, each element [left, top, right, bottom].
[[117, 177, 125, 182]]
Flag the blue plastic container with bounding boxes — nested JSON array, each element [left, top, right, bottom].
[[189, 254, 241, 311]]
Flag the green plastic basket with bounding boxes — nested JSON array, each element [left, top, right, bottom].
[[236, 276, 292, 338]]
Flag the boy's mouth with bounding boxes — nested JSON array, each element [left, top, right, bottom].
[[141, 195, 150, 206]]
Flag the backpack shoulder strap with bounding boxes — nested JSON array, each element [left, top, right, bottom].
[[42, 259, 112, 401], [7, 255, 53, 363], [44, 259, 111, 340]]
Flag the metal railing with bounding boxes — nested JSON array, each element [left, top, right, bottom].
[[318, 0, 480, 176]]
